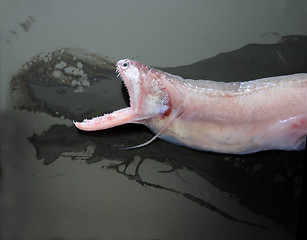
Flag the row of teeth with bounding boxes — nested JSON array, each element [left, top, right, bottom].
[[115, 67, 121, 78], [115, 67, 128, 89], [73, 115, 104, 124]]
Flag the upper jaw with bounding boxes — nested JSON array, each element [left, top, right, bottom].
[[116, 60, 141, 111]]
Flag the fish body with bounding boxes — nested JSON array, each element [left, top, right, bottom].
[[74, 59, 307, 154]]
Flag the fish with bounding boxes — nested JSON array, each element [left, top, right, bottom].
[[74, 59, 307, 154]]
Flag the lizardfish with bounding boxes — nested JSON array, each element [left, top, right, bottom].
[[74, 59, 307, 154]]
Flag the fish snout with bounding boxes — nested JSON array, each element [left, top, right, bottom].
[[117, 59, 130, 70]]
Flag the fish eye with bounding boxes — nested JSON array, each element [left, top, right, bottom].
[[122, 60, 129, 69]]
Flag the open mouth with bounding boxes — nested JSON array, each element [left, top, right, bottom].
[[73, 59, 140, 131]]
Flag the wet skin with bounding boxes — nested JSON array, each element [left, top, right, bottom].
[[75, 59, 307, 154]]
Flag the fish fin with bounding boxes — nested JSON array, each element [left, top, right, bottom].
[[120, 106, 184, 150]]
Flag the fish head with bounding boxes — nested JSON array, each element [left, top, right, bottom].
[[116, 59, 170, 118], [74, 59, 179, 131]]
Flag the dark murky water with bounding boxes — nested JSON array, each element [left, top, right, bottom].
[[2, 35, 307, 239]]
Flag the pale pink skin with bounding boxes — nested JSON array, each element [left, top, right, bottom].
[[74, 59, 307, 154]]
